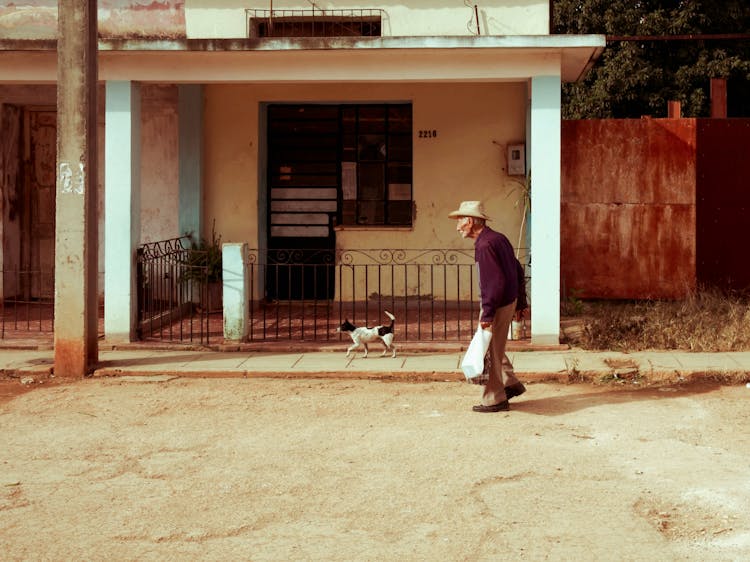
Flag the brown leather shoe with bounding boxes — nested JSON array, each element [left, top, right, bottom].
[[505, 383, 526, 400], [472, 401, 509, 413]]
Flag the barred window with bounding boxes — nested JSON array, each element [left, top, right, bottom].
[[248, 10, 382, 38], [340, 104, 413, 226]]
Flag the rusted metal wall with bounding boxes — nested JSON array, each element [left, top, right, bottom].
[[696, 119, 750, 291], [561, 119, 697, 299], [0, 1, 185, 40]]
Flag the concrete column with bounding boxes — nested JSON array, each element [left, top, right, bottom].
[[54, 0, 98, 376], [529, 75, 561, 345], [104, 81, 141, 342], [178, 85, 203, 239], [222, 243, 248, 341]]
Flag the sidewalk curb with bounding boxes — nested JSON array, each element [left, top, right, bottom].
[[1, 365, 54, 378], [88, 369, 578, 384], [86, 366, 750, 385], [4, 349, 750, 387], [91, 368, 469, 382], [2, 339, 569, 354]]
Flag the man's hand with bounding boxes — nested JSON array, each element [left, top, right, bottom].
[[480, 321, 492, 330]]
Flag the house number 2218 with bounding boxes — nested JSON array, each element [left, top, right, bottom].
[[418, 130, 438, 138]]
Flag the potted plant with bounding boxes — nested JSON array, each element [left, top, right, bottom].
[[182, 221, 223, 312]]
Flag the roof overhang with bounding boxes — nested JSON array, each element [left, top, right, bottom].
[[0, 35, 605, 84]]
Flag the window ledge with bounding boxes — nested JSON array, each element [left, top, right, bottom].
[[334, 225, 413, 232]]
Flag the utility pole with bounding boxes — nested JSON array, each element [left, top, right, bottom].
[[54, 0, 99, 376]]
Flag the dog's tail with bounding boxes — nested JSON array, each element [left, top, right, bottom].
[[384, 310, 395, 328]]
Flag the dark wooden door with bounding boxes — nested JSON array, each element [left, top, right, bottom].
[[266, 105, 338, 300]]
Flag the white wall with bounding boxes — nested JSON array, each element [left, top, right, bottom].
[[185, 0, 550, 38]]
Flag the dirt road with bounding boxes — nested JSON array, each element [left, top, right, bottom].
[[1, 376, 749, 561]]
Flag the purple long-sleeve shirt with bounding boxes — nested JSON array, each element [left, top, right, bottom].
[[475, 227, 519, 323]]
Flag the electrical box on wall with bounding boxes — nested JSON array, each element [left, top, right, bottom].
[[507, 143, 526, 176]]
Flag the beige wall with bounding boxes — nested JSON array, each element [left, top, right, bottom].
[[204, 81, 529, 301], [186, 1, 550, 38], [203, 81, 528, 255]]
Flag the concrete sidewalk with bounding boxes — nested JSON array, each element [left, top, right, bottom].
[[2, 343, 750, 385]]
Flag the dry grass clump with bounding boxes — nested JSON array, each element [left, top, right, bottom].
[[570, 289, 750, 352]]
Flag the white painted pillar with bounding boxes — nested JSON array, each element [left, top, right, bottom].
[[529, 75, 561, 345], [104, 81, 141, 342], [222, 242, 249, 341]]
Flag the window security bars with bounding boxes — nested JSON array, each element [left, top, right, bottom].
[[266, 103, 413, 230], [340, 104, 413, 226], [247, 8, 384, 38]]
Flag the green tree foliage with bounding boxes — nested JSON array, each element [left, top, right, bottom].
[[553, 0, 750, 118]]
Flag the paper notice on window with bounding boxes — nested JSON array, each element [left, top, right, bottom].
[[342, 162, 357, 200], [388, 183, 412, 200]]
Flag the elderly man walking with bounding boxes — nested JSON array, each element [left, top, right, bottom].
[[449, 201, 527, 412]]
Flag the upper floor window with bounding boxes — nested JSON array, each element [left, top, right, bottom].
[[247, 9, 383, 38]]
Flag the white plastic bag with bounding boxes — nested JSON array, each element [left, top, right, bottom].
[[461, 327, 492, 381]]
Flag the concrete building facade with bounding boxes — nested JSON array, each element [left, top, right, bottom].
[[0, 1, 604, 357]]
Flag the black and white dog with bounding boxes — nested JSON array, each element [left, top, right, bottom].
[[336, 311, 396, 358]]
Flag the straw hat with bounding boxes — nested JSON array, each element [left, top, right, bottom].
[[447, 200, 490, 220]]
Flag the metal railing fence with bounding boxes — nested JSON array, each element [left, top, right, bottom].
[[136, 242, 529, 345], [246, 248, 485, 342], [2, 244, 528, 346], [136, 236, 221, 345], [1, 268, 55, 339]]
